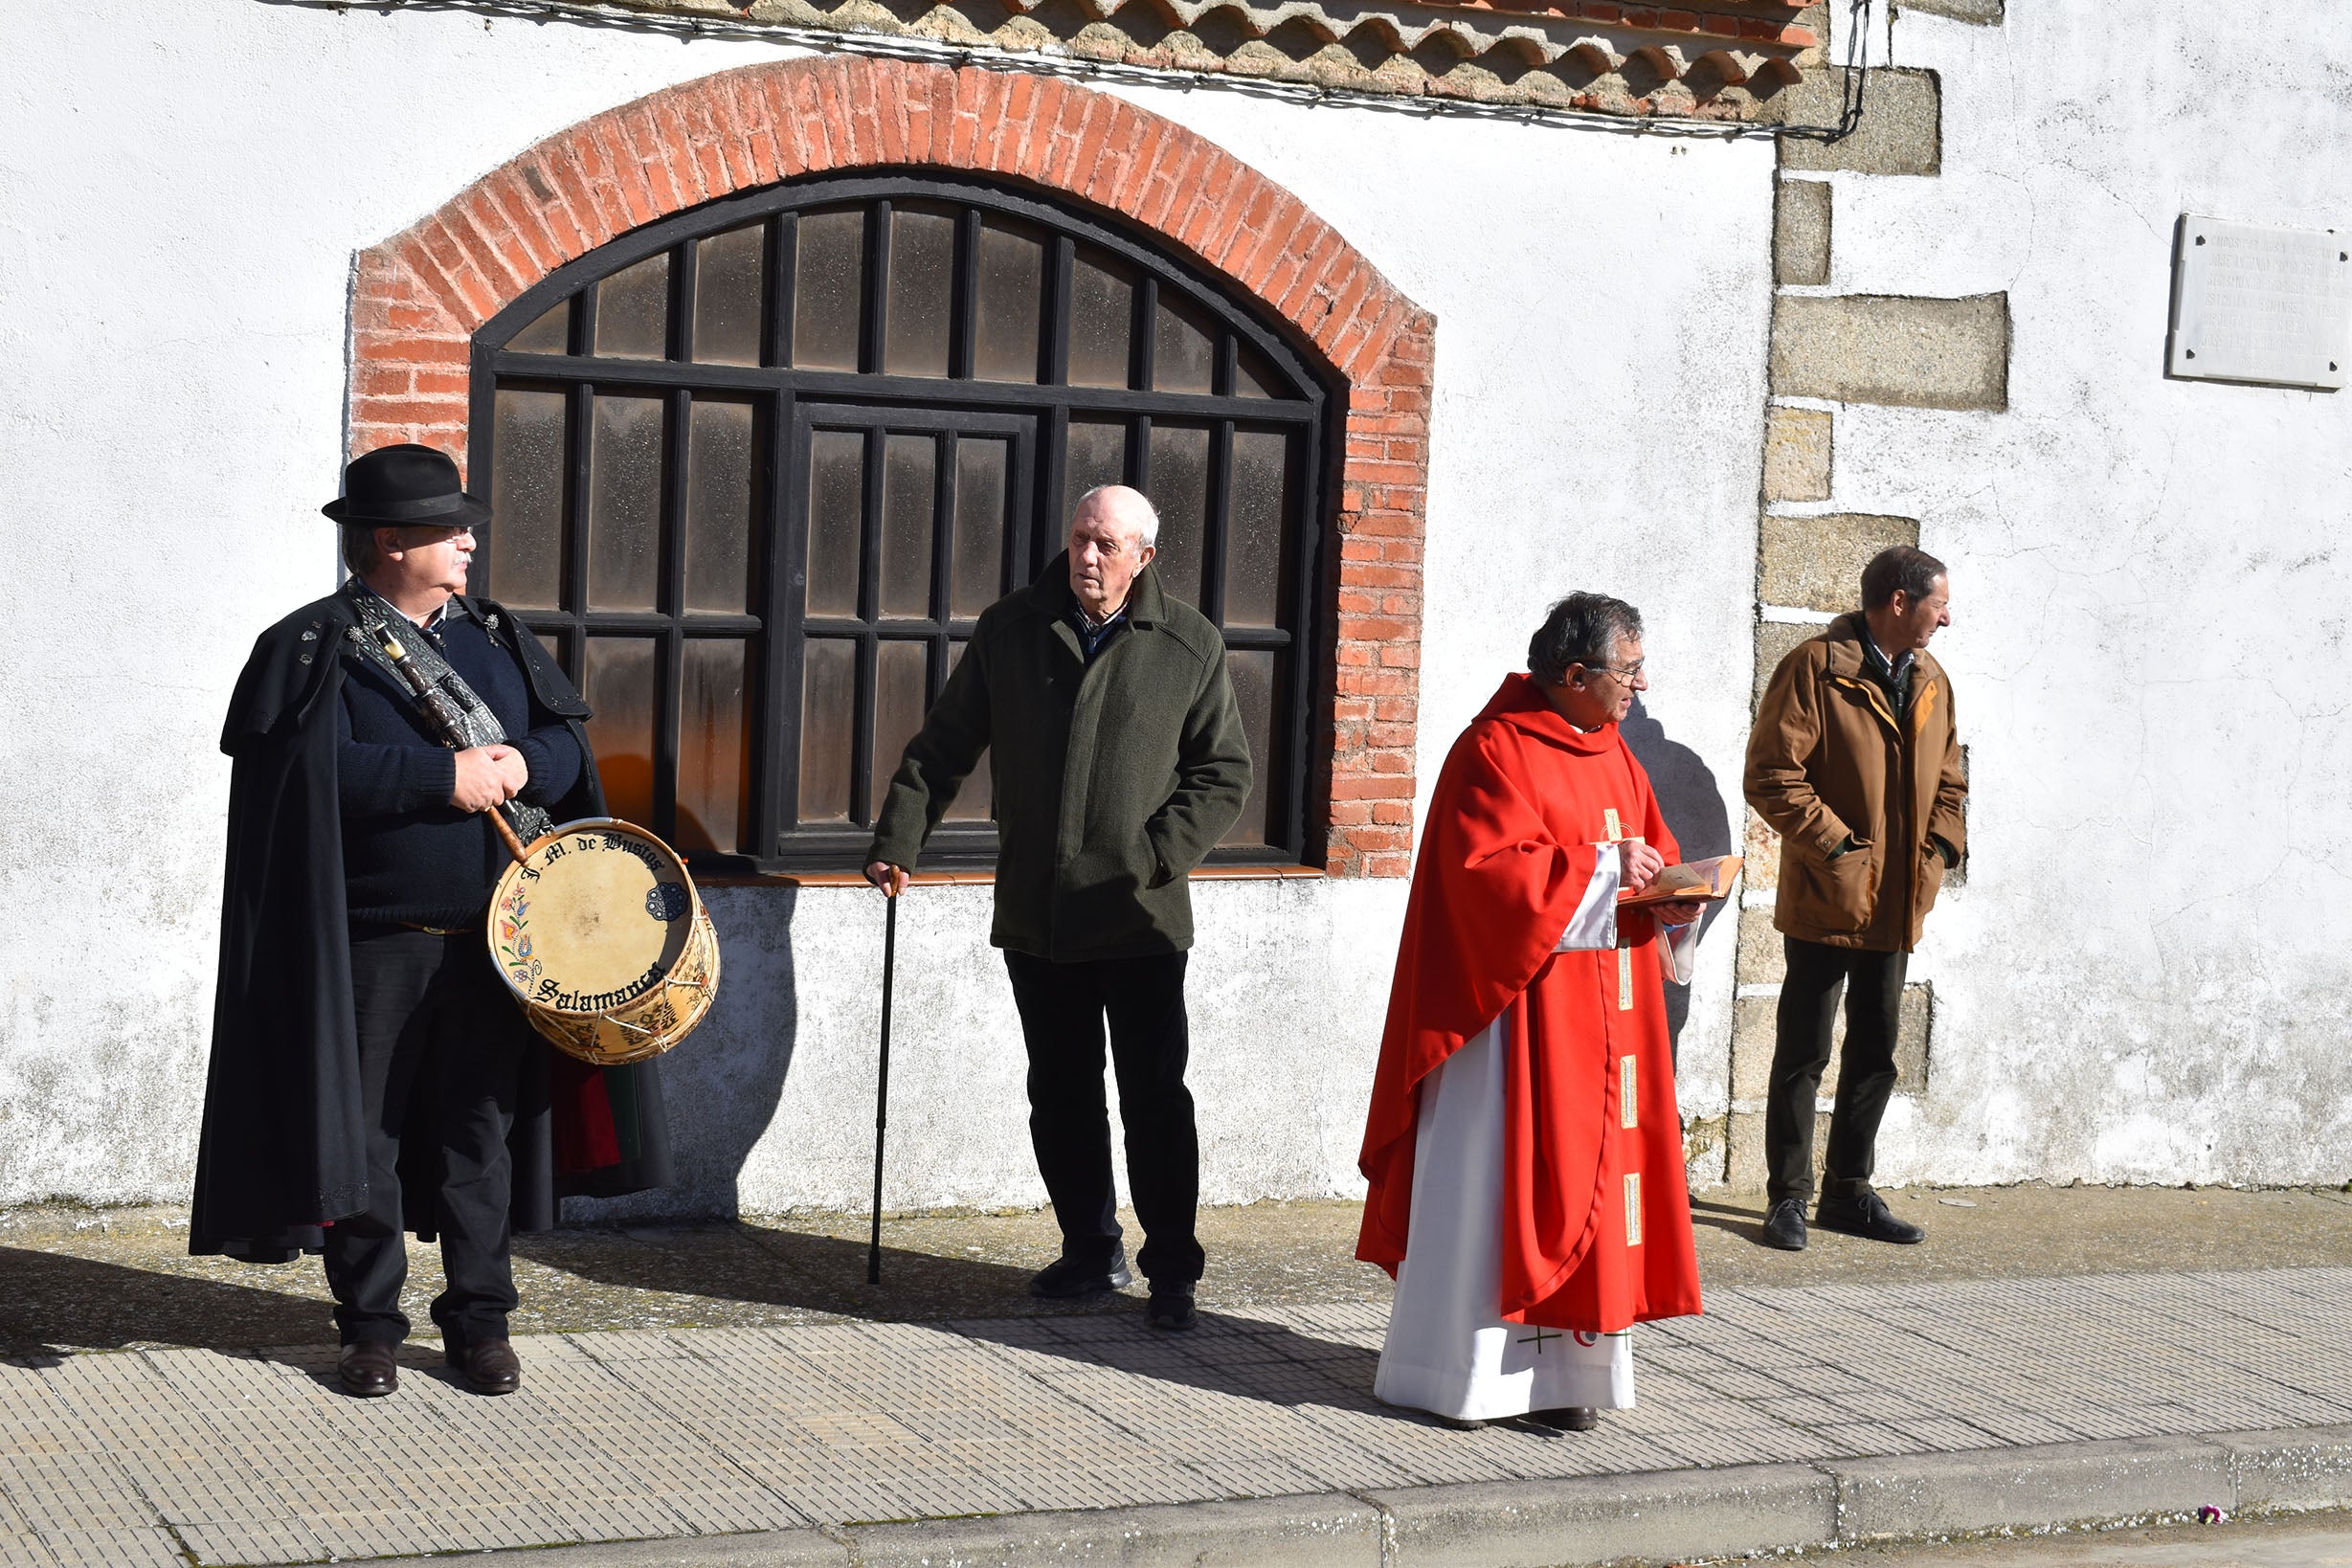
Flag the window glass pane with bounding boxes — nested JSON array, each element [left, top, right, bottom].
[[804, 428, 863, 617], [684, 396, 755, 614], [1152, 290, 1216, 394], [488, 387, 567, 609], [583, 638, 659, 826], [884, 203, 955, 379], [588, 394, 664, 611], [678, 638, 748, 854], [797, 638, 856, 822], [1146, 421, 1210, 609], [594, 252, 670, 360], [794, 208, 865, 371], [871, 640, 929, 825], [974, 216, 1043, 383], [1220, 649, 1275, 847], [507, 299, 570, 355], [1066, 247, 1133, 389], [951, 437, 1008, 618], [880, 433, 937, 619], [1235, 345, 1281, 398], [1224, 429, 1289, 629], [693, 223, 766, 367], [1062, 416, 1126, 535], [942, 639, 993, 823]]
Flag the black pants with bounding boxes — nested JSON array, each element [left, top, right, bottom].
[[1764, 935, 1909, 1206], [325, 929, 529, 1348], [1002, 950, 1202, 1287]]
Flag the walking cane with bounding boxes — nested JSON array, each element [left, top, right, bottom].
[[866, 884, 898, 1286]]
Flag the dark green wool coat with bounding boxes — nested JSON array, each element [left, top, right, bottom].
[[867, 554, 1252, 961]]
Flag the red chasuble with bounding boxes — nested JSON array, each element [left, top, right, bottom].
[[1357, 674, 1703, 1333]]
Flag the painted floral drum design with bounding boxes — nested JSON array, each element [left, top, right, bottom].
[[488, 818, 721, 1066]]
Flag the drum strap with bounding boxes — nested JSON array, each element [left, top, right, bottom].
[[341, 579, 557, 843]]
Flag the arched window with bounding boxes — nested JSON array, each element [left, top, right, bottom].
[[470, 172, 1333, 871]]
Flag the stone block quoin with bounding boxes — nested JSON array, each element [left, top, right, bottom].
[[347, 55, 1434, 878]]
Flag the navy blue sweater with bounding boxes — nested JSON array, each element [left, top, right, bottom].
[[337, 602, 583, 929]]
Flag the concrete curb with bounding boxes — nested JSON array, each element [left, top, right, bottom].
[[449, 1426, 2352, 1568]]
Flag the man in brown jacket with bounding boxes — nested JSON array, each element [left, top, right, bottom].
[[1744, 546, 1966, 1251]]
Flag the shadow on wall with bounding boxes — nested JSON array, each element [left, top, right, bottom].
[[568, 885, 801, 1222], [1620, 696, 1733, 1066]]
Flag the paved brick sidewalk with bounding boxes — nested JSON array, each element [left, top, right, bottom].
[[3, 1265, 2349, 1565]]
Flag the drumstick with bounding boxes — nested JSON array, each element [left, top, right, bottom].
[[867, 885, 898, 1287]]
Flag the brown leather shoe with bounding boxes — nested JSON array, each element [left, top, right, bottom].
[[446, 1337, 522, 1395], [338, 1341, 399, 1398]]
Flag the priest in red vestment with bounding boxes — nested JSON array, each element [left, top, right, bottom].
[[1357, 592, 1709, 1430]]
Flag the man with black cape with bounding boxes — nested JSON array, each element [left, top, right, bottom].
[[191, 444, 671, 1397]]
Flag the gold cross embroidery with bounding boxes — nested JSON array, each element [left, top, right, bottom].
[[1621, 1055, 1638, 1129], [1625, 1171, 1644, 1245], [1618, 949, 1633, 1011]]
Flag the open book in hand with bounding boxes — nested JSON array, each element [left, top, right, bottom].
[[1616, 854, 1742, 908]]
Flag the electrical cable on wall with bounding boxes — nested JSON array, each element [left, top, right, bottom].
[[266, 0, 1870, 144]]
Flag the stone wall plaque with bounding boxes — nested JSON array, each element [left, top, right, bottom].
[[2169, 215, 2351, 390]]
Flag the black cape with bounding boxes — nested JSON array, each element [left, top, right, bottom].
[[190, 590, 673, 1262]]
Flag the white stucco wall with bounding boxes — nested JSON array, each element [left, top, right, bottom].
[[0, 1, 1775, 1213], [1807, 2, 2352, 1186]]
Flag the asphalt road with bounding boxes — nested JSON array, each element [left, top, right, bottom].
[[1811, 1513, 2352, 1566]]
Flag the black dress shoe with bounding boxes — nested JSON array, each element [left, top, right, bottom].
[[338, 1341, 398, 1398], [1525, 1406, 1600, 1431], [1030, 1247, 1132, 1299], [446, 1337, 523, 1395], [1760, 1197, 1809, 1251], [1144, 1286, 1197, 1333], [1815, 1190, 1925, 1244]]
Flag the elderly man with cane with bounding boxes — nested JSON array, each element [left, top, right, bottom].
[[864, 484, 1251, 1333]]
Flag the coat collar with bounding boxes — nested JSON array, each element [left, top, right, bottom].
[[1826, 611, 1946, 690], [1025, 551, 1168, 628]]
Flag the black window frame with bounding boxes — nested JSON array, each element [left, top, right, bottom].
[[468, 170, 1336, 873]]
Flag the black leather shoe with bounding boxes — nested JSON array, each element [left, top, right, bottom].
[[446, 1337, 523, 1395], [1760, 1197, 1808, 1251], [1525, 1405, 1600, 1431], [1030, 1247, 1133, 1299], [338, 1341, 398, 1398], [1144, 1286, 1197, 1333], [1815, 1190, 1924, 1245]]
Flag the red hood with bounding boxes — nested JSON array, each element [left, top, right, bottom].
[[1477, 673, 1621, 756]]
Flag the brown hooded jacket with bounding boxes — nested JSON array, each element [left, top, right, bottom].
[[1743, 614, 1967, 952]]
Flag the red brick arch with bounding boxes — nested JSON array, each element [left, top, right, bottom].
[[350, 54, 1430, 877]]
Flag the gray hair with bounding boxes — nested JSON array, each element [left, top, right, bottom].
[[1859, 545, 1947, 611], [341, 525, 386, 578], [1528, 592, 1644, 685], [1074, 484, 1161, 549]]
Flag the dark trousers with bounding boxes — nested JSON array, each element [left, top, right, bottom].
[[1764, 935, 1909, 1206], [1002, 950, 1203, 1287], [325, 930, 529, 1348]]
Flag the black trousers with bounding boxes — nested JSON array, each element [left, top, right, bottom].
[[1764, 935, 1909, 1206], [325, 929, 529, 1347], [1002, 950, 1203, 1286]]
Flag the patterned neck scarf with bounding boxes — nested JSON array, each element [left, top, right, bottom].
[[341, 578, 557, 843]]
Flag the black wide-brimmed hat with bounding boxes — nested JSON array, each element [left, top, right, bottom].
[[321, 443, 492, 529]]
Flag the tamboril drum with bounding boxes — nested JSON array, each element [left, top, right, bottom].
[[487, 818, 721, 1066]]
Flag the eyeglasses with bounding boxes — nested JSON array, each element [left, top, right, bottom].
[[1585, 661, 1645, 685]]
